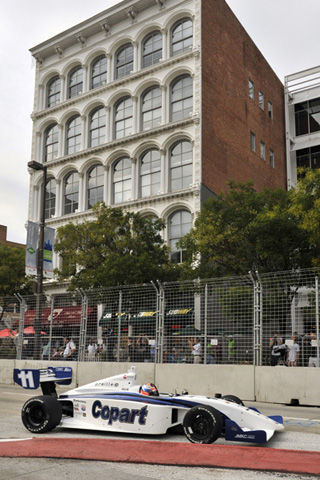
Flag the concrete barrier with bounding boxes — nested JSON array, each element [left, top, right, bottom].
[[1, 360, 319, 406]]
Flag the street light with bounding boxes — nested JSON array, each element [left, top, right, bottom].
[[28, 160, 47, 360]]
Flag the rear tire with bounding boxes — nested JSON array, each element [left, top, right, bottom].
[[221, 394, 244, 406], [21, 395, 62, 434], [183, 405, 223, 444]]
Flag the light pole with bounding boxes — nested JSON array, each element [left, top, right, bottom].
[[28, 160, 47, 360]]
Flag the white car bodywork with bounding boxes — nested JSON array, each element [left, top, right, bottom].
[[14, 366, 284, 444]]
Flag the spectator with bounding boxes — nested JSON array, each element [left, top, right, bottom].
[[63, 337, 77, 361], [287, 335, 300, 367], [136, 335, 151, 362], [104, 324, 116, 362], [127, 337, 136, 362], [52, 347, 60, 360], [87, 339, 97, 361], [306, 332, 318, 367], [188, 337, 202, 364], [269, 332, 282, 366], [42, 342, 50, 361], [205, 344, 216, 364]]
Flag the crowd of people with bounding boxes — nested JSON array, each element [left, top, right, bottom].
[[269, 331, 319, 367]]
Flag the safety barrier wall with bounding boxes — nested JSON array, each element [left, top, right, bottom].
[[1, 360, 319, 406]]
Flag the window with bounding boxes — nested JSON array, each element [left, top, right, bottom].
[[91, 55, 107, 89], [44, 124, 59, 162], [66, 116, 81, 154], [141, 86, 162, 130], [87, 165, 104, 209], [45, 178, 56, 219], [116, 44, 133, 79], [296, 146, 320, 169], [47, 76, 60, 107], [295, 98, 320, 136], [268, 101, 273, 119], [260, 141, 265, 160], [269, 149, 275, 168], [171, 18, 193, 56], [259, 91, 264, 110], [249, 80, 254, 100], [68, 66, 83, 98], [89, 107, 106, 147], [113, 158, 131, 204], [250, 132, 256, 152], [114, 97, 133, 139], [64, 172, 79, 214], [169, 210, 192, 263], [142, 31, 162, 68], [140, 149, 161, 198], [170, 140, 193, 191], [171, 75, 193, 122]]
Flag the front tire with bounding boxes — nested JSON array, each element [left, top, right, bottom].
[[183, 405, 223, 444], [21, 395, 62, 434]]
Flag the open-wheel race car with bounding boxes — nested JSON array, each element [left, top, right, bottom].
[[13, 366, 284, 444]]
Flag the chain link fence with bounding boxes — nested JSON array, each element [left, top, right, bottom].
[[0, 269, 319, 367]]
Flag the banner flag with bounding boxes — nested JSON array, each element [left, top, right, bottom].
[[43, 227, 55, 279], [25, 221, 39, 276]]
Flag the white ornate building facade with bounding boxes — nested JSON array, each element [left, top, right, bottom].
[[27, 0, 286, 292]]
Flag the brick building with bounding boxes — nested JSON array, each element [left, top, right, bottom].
[[27, 0, 286, 291], [0, 225, 25, 249]]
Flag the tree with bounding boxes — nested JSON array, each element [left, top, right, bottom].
[[178, 180, 312, 279], [54, 203, 180, 289], [289, 168, 320, 266], [0, 245, 32, 296]]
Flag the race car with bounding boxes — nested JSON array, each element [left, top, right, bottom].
[[13, 366, 284, 444]]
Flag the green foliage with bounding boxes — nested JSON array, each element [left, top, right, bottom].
[[0, 245, 32, 296], [178, 179, 312, 278], [54, 204, 180, 289]]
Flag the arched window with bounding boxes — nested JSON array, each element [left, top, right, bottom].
[[87, 165, 104, 209], [45, 178, 56, 219], [140, 149, 161, 198], [44, 124, 59, 162], [171, 75, 193, 122], [64, 171, 79, 214], [114, 97, 133, 139], [170, 140, 193, 191], [68, 66, 83, 98], [89, 107, 106, 147], [47, 76, 60, 107], [141, 86, 162, 130], [169, 210, 192, 263], [171, 18, 193, 56], [91, 55, 107, 89], [142, 31, 162, 68], [66, 115, 81, 155], [116, 44, 133, 79], [113, 158, 131, 204]]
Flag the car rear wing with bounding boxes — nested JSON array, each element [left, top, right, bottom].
[[13, 367, 73, 396]]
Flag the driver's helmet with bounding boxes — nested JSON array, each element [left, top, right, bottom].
[[140, 382, 159, 396]]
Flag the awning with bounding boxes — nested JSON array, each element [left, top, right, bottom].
[[15, 306, 95, 328], [99, 309, 127, 327], [129, 310, 157, 324]]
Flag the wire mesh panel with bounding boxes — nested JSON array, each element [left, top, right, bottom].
[[1, 268, 319, 366], [260, 269, 320, 367]]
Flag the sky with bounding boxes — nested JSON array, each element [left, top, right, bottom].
[[1, 0, 320, 245]]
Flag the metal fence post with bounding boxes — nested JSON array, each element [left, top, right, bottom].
[[117, 290, 122, 362], [78, 289, 88, 362], [316, 277, 319, 367], [14, 293, 26, 360], [249, 271, 262, 366], [157, 281, 164, 364]]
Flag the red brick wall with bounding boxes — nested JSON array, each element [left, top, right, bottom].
[[201, 0, 286, 195]]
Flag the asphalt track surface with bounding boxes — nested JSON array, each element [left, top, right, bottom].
[[1, 383, 320, 479]]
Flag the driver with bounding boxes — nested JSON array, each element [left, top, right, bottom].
[[139, 382, 159, 396]]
